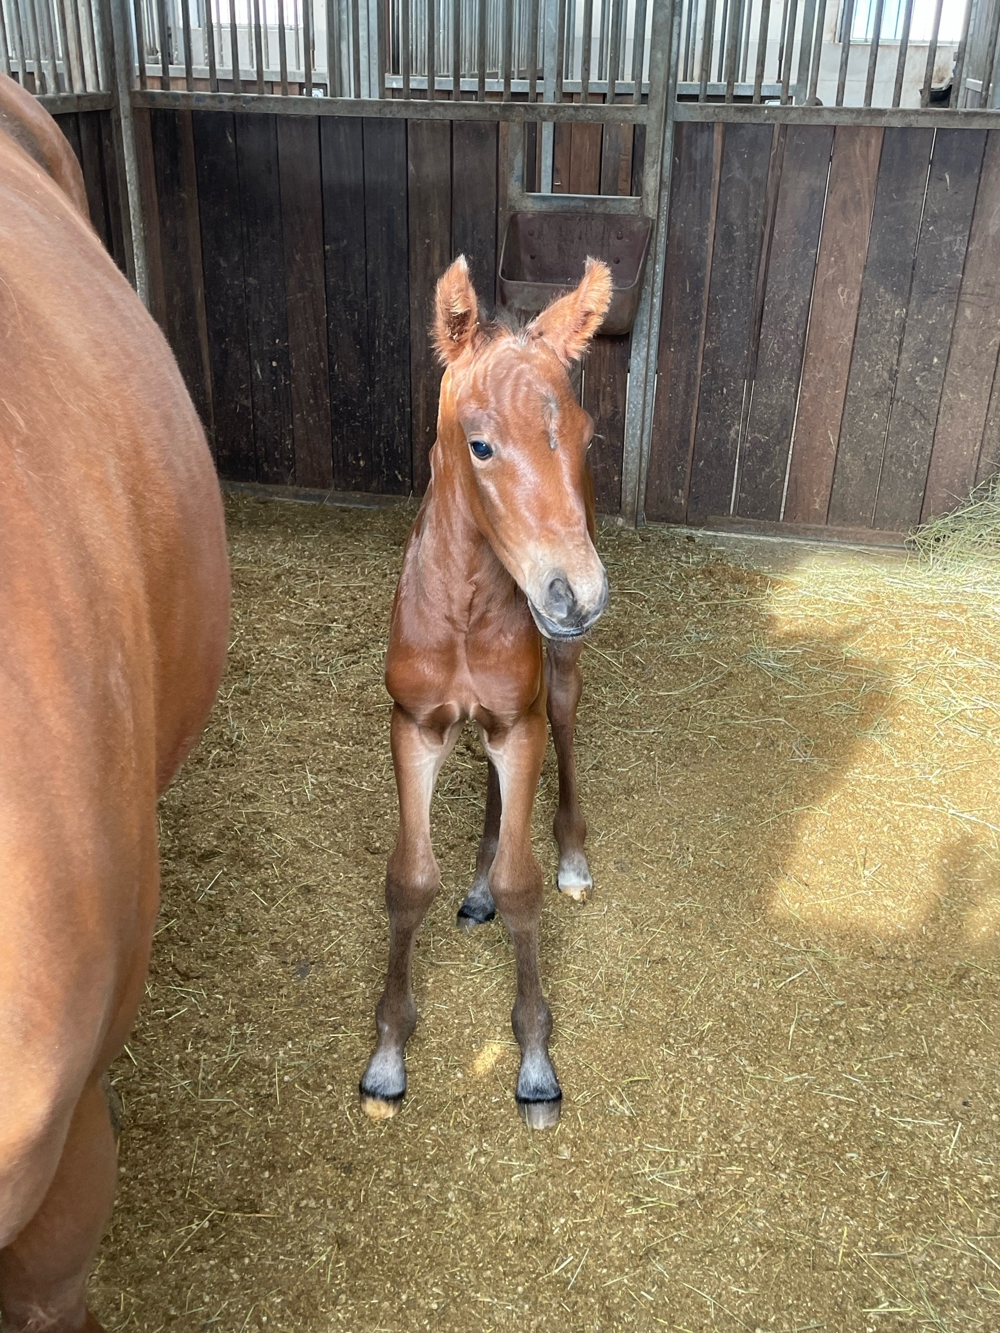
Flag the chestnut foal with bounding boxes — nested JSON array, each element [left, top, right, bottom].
[[360, 256, 612, 1130]]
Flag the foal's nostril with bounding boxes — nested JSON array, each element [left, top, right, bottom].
[[544, 573, 576, 621]]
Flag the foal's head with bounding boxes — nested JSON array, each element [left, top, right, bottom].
[[432, 255, 612, 640]]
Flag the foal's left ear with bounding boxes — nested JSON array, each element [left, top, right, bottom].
[[433, 255, 481, 364], [529, 257, 613, 366]]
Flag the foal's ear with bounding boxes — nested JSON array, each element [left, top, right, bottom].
[[529, 257, 613, 366], [433, 256, 481, 364]]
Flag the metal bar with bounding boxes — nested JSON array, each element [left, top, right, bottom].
[[35, 86, 114, 105], [605, 0, 620, 92], [919, 0, 943, 105], [793, 0, 816, 98], [950, 0, 974, 108], [85, 0, 101, 86], [324, 0, 336, 94], [891, 0, 913, 107], [630, 0, 645, 102], [303, 0, 312, 92], [106, 0, 146, 298], [38, 0, 61, 92], [453, 0, 461, 97], [681, 0, 694, 81], [987, 0, 1000, 104], [673, 98, 1000, 126], [477, 0, 485, 97], [350, 0, 360, 93], [504, 0, 512, 96], [133, 83, 652, 115], [155, 0, 169, 86], [739, 0, 752, 80], [228, 0, 240, 90], [251, 0, 263, 90], [527, 0, 537, 98], [780, 0, 798, 103], [206, 0, 218, 90], [554, 0, 565, 100], [0, 1, 10, 77], [775, 0, 789, 86], [23, 0, 46, 93], [277, 0, 288, 90], [181, 0, 193, 88], [375, 0, 384, 95], [578, 0, 590, 100], [752, 0, 769, 101], [400, 0, 409, 93], [52, 0, 74, 91], [715, 0, 728, 81], [724, 0, 743, 98], [700, 0, 716, 100], [131, 0, 147, 88], [626, 0, 682, 524], [806, 0, 826, 102], [863, 0, 884, 108], [8, 0, 27, 86], [835, 0, 854, 106]]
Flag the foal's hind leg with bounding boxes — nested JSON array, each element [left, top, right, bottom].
[[546, 638, 592, 901], [456, 760, 500, 929], [0, 1075, 117, 1333], [360, 706, 459, 1120]]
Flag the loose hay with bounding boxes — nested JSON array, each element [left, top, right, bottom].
[[90, 495, 1000, 1332]]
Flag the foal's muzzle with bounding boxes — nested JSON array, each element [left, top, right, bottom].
[[529, 567, 609, 639]]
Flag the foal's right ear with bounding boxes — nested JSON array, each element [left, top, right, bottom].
[[433, 256, 481, 364]]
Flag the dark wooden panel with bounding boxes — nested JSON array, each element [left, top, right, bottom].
[[784, 126, 883, 526], [923, 130, 1000, 517], [583, 334, 629, 513], [978, 370, 1000, 486], [645, 120, 719, 523], [97, 111, 127, 272], [276, 116, 333, 489], [686, 122, 774, 520], [599, 103, 635, 197], [133, 108, 166, 327], [737, 125, 834, 521], [236, 114, 294, 485], [76, 111, 111, 252], [875, 129, 987, 531], [828, 127, 934, 527], [54, 111, 82, 180], [363, 117, 411, 494], [193, 110, 255, 480], [407, 119, 451, 494], [320, 116, 371, 491], [452, 120, 498, 306], [150, 109, 214, 435], [569, 123, 602, 195], [552, 121, 572, 194]]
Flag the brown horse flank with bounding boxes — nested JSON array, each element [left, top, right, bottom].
[[0, 76, 229, 1331], [361, 256, 613, 1130]]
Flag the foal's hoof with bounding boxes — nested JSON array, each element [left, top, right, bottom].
[[360, 1090, 404, 1122], [456, 903, 496, 931], [517, 1096, 562, 1130]]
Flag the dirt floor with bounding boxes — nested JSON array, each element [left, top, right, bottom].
[[90, 495, 1000, 1332]]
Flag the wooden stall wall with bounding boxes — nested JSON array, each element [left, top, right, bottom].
[[647, 121, 1000, 540], [54, 110, 129, 273], [135, 109, 631, 512]]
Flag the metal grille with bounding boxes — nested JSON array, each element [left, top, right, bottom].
[[1, 0, 109, 92]]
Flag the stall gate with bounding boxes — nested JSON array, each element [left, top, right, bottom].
[[9, 0, 1000, 540]]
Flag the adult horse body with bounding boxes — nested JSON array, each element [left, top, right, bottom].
[[0, 76, 229, 1330], [361, 256, 612, 1130]]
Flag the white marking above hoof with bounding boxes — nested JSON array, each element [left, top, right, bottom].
[[557, 852, 592, 901], [360, 1093, 402, 1122]]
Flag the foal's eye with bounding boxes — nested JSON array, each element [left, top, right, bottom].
[[469, 439, 494, 461]]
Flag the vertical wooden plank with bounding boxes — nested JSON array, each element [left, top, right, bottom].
[[363, 117, 411, 495], [583, 334, 629, 513], [922, 130, 1000, 517], [569, 122, 602, 194], [686, 122, 774, 521], [276, 116, 333, 489], [599, 118, 634, 196], [76, 111, 111, 251], [875, 128, 987, 530], [452, 120, 498, 305], [149, 109, 214, 436], [193, 110, 255, 481], [552, 120, 572, 192], [828, 127, 934, 528], [736, 124, 834, 521], [54, 111, 82, 174], [407, 119, 452, 494], [784, 125, 883, 526], [97, 110, 127, 273], [236, 113, 294, 486], [133, 107, 166, 327], [977, 369, 1000, 487], [645, 120, 718, 523], [321, 116, 371, 492]]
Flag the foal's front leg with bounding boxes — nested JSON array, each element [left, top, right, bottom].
[[360, 706, 458, 1120], [546, 637, 592, 900], [482, 708, 562, 1129]]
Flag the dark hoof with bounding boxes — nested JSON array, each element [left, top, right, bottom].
[[517, 1096, 562, 1130], [456, 904, 496, 931], [359, 1084, 405, 1121]]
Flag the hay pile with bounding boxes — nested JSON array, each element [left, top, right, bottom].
[[89, 493, 1000, 1332]]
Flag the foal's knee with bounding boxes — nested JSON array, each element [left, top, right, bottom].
[[0, 1082, 76, 1248]]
